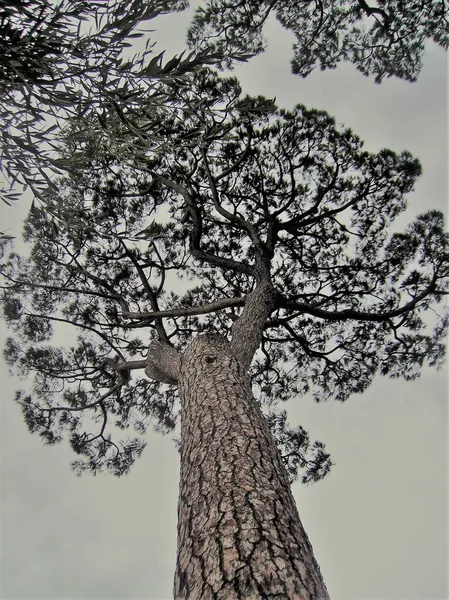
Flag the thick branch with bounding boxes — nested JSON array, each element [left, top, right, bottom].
[[191, 247, 254, 276], [145, 340, 181, 385], [102, 357, 147, 384], [117, 359, 147, 371], [123, 296, 245, 322], [230, 279, 276, 370]]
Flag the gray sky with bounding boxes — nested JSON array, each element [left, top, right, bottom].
[[1, 4, 448, 599]]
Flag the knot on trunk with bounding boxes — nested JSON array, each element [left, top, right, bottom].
[[180, 334, 241, 381]]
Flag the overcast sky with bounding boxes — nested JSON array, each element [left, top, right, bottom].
[[0, 3, 447, 600]]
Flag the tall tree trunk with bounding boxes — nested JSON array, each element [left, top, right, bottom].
[[174, 334, 329, 600]]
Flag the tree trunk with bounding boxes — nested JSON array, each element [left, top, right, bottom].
[[174, 334, 330, 600]]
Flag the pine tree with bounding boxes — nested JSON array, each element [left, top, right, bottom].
[[2, 70, 448, 598], [187, 0, 448, 83]]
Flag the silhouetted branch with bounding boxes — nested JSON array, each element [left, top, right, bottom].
[[123, 296, 245, 324]]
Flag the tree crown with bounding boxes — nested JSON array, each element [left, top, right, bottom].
[[187, 0, 448, 82], [2, 70, 448, 480]]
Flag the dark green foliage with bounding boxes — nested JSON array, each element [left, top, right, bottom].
[[2, 70, 448, 479], [0, 0, 226, 209], [187, 0, 448, 82]]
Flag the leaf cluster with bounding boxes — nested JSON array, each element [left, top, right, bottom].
[[0, 0, 224, 209], [187, 0, 448, 82]]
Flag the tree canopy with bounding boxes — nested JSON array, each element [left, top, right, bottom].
[[187, 0, 448, 82], [2, 70, 448, 482], [2, 0, 447, 211], [0, 0, 224, 207]]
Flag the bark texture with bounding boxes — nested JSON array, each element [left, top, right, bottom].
[[145, 340, 181, 384], [230, 278, 276, 371], [174, 334, 329, 600]]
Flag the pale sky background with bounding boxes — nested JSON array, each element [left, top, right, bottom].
[[0, 3, 448, 599]]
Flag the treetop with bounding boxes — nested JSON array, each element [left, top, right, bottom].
[[2, 69, 448, 479]]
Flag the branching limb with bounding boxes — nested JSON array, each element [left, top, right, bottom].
[[122, 296, 245, 323], [0, 274, 122, 304], [280, 182, 369, 233], [230, 279, 276, 370], [62, 255, 130, 313], [26, 312, 126, 358], [85, 402, 108, 443], [24, 382, 123, 415], [146, 169, 254, 276], [200, 146, 267, 253], [356, 0, 391, 25], [277, 279, 440, 323], [214, 125, 253, 182], [119, 240, 171, 344]]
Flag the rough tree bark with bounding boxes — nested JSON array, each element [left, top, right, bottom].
[[175, 333, 329, 599], [147, 334, 329, 599], [145, 272, 329, 599]]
